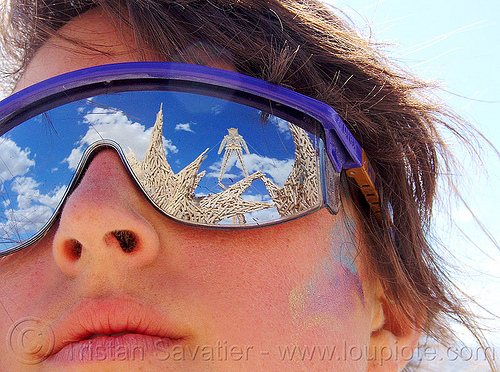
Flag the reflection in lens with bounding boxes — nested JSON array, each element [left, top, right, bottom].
[[0, 90, 323, 253], [126, 104, 320, 226]]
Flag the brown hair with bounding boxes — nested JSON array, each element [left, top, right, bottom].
[[1, 0, 495, 369]]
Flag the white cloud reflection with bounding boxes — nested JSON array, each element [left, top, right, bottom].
[[65, 107, 178, 170], [0, 138, 35, 182], [0, 176, 65, 242], [242, 154, 293, 187], [272, 116, 291, 133], [175, 122, 195, 133]]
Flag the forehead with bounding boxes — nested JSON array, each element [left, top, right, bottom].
[[15, 8, 142, 92], [15, 8, 236, 93]]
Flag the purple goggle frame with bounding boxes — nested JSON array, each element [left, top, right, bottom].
[[0, 62, 381, 255]]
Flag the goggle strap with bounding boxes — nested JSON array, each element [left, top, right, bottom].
[[346, 151, 383, 223]]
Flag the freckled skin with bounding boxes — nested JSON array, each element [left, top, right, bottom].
[[0, 8, 381, 371], [289, 210, 365, 329]]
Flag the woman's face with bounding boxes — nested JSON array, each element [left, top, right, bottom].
[[0, 9, 382, 371]]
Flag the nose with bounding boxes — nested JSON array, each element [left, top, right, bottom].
[[52, 148, 161, 277]]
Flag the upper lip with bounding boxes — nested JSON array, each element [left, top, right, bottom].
[[46, 297, 187, 358]]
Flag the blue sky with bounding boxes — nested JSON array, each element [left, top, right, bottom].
[[328, 0, 500, 356]]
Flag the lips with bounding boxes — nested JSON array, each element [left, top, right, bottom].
[[44, 297, 187, 363]]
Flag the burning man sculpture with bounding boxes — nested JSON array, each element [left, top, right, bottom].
[[217, 127, 250, 189], [125, 105, 319, 225], [125, 106, 271, 224]]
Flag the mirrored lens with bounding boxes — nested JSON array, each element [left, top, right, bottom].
[[0, 90, 325, 252]]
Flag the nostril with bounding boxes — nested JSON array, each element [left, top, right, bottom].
[[72, 240, 83, 258], [109, 230, 138, 253], [62, 239, 82, 260]]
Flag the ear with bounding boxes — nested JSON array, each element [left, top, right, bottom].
[[367, 283, 423, 372]]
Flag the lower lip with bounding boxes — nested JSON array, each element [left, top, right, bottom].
[[48, 333, 176, 363]]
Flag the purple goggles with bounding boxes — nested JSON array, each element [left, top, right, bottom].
[[0, 62, 380, 256]]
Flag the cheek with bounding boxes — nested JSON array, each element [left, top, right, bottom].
[[0, 250, 50, 365], [0, 241, 60, 319], [0, 252, 63, 371], [289, 258, 364, 329], [288, 219, 368, 341], [174, 230, 304, 312], [168, 215, 370, 345], [159, 221, 334, 339]]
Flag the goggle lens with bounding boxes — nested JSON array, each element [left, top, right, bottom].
[[1, 88, 337, 253]]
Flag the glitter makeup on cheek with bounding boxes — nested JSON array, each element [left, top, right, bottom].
[[331, 219, 357, 274], [330, 217, 365, 303], [288, 216, 365, 328]]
